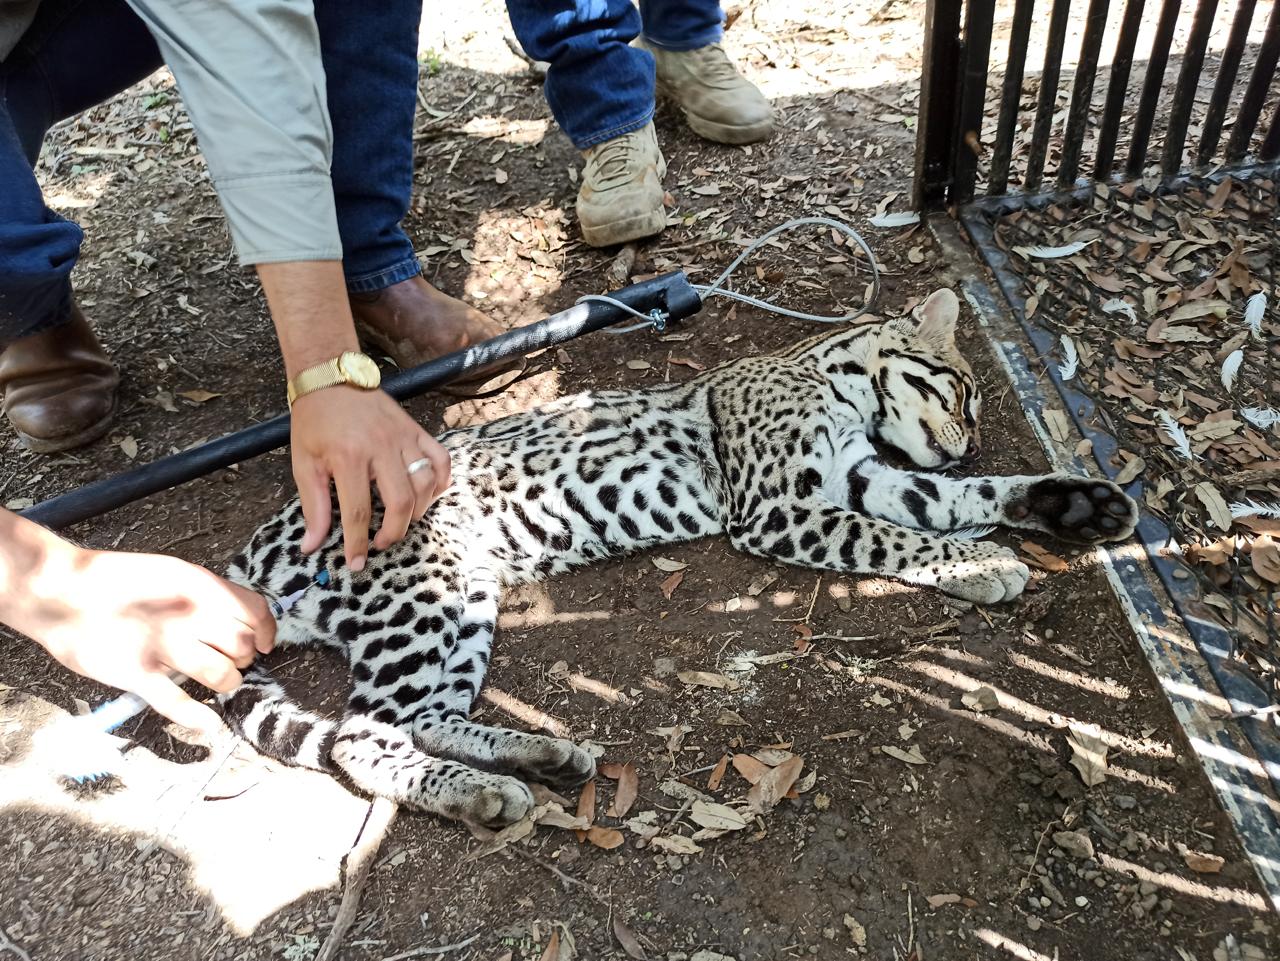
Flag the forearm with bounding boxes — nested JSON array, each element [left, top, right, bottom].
[[257, 261, 359, 379], [0, 509, 83, 648]]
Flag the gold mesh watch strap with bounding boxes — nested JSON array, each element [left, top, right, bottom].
[[286, 357, 344, 408]]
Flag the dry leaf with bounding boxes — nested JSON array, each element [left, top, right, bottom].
[[1066, 726, 1108, 787], [707, 754, 730, 791], [178, 388, 221, 404], [119, 435, 138, 459], [607, 762, 638, 818], [650, 557, 687, 572], [659, 570, 684, 599], [677, 670, 740, 691], [926, 893, 962, 908], [690, 801, 748, 832], [585, 826, 625, 850], [1182, 850, 1225, 874], [746, 756, 804, 814], [1194, 482, 1233, 532], [626, 359, 652, 371], [540, 931, 560, 961], [1021, 541, 1069, 572], [612, 916, 647, 960], [1042, 409, 1073, 444], [1114, 456, 1146, 486], [731, 754, 771, 784], [881, 745, 928, 766], [649, 834, 702, 855], [575, 780, 596, 841], [1250, 535, 1280, 584]]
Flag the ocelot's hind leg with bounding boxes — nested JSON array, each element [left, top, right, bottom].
[[409, 569, 596, 793]]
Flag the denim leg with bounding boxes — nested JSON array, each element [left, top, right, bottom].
[[0, 0, 160, 347], [507, 0, 655, 150], [313, 0, 424, 293], [639, 0, 724, 51]]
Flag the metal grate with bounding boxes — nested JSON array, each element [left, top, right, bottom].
[[915, 0, 1280, 207], [962, 172, 1280, 712]]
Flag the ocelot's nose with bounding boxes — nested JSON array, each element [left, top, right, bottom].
[[960, 439, 981, 463]]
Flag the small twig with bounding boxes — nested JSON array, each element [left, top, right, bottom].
[[378, 933, 480, 961], [0, 927, 34, 961], [663, 795, 695, 833], [605, 243, 640, 291], [155, 525, 213, 552], [316, 797, 400, 961], [504, 845, 609, 905]]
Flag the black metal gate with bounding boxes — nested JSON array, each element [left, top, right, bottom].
[[912, 0, 1280, 778], [915, 0, 1280, 207]]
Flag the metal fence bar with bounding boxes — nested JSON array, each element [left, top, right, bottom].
[[952, 0, 998, 203], [913, 0, 965, 209], [1023, 0, 1073, 192], [1094, 0, 1148, 178], [1227, 0, 1280, 162], [1198, 0, 1258, 164], [1161, 0, 1221, 174], [1058, 0, 1111, 189], [1126, 0, 1182, 177], [988, 0, 1036, 195]]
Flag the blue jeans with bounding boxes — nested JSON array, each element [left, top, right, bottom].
[[507, 0, 724, 149], [0, 0, 424, 347]]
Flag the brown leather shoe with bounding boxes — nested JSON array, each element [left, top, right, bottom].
[[0, 305, 119, 453], [349, 275, 525, 397]]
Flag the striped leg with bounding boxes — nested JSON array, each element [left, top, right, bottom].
[[410, 569, 595, 791]]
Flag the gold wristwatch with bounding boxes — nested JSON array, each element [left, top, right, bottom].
[[286, 351, 381, 407]]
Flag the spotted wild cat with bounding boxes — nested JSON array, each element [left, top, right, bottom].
[[220, 288, 1137, 826]]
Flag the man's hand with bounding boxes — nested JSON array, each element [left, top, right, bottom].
[[257, 260, 452, 569], [0, 512, 276, 732], [291, 387, 450, 570]]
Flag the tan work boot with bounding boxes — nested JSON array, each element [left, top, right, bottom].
[[0, 304, 119, 453], [576, 121, 668, 248], [640, 40, 774, 144]]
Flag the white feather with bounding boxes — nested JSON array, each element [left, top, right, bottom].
[[869, 211, 920, 228], [948, 526, 997, 540], [1058, 335, 1079, 381], [1101, 298, 1138, 322], [1246, 292, 1267, 338], [1230, 499, 1280, 519], [1014, 240, 1096, 259], [1221, 349, 1244, 392], [1242, 406, 1280, 429], [1157, 410, 1195, 460]]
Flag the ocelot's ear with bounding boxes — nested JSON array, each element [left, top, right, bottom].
[[909, 288, 960, 351]]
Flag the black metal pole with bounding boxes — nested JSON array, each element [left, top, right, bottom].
[[988, 0, 1036, 197], [1197, 0, 1257, 165], [912, 0, 964, 210], [1227, 0, 1280, 162], [21, 272, 703, 530], [1022, 0, 1072, 193], [950, 0, 997, 206], [1094, 0, 1148, 179], [1161, 0, 1221, 175], [1057, 0, 1111, 190], [1126, 0, 1182, 177]]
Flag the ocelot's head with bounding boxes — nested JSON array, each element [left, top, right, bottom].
[[870, 288, 982, 470]]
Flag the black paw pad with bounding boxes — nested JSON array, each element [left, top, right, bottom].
[[1022, 477, 1138, 544]]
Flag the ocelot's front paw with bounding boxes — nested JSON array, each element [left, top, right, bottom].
[[1009, 475, 1137, 544], [930, 543, 1030, 604]]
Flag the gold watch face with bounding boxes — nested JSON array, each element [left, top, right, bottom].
[[339, 352, 381, 390]]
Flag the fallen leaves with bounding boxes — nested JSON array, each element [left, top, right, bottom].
[[602, 762, 638, 818], [745, 756, 804, 815], [677, 670, 740, 691], [1066, 726, 1109, 787], [1182, 850, 1226, 874], [960, 686, 1000, 713], [880, 744, 928, 766], [1021, 541, 1069, 573]]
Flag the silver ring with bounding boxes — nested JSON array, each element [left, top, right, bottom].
[[406, 457, 432, 477]]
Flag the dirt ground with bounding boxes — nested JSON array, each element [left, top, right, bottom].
[[2, 2, 1277, 960]]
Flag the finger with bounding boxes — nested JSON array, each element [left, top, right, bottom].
[[372, 455, 415, 550], [160, 639, 244, 694], [333, 463, 372, 572], [294, 456, 333, 555], [418, 434, 453, 503], [226, 584, 278, 655], [130, 673, 224, 733], [404, 447, 435, 522]]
